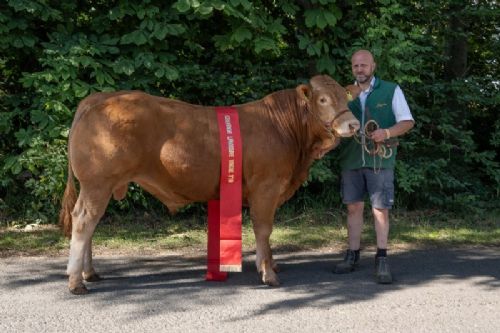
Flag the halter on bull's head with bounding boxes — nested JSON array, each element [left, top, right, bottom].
[[297, 75, 360, 138]]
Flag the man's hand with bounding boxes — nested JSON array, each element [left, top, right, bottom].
[[370, 120, 415, 143], [370, 129, 389, 143]]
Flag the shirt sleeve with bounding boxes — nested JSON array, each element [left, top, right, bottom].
[[392, 86, 414, 123]]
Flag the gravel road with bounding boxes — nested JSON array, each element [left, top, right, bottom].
[[1, 246, 498, 333]]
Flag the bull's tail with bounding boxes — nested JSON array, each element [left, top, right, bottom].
[[59, 158, 77, 239]]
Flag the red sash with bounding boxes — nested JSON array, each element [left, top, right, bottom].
[[206, 106, 242, 281]]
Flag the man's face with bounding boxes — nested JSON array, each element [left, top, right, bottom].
[[351, 52, 376, 85]]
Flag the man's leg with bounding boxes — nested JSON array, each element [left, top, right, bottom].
[[372, 207, 389, 250], [348, 202, 365, 250], [366, 168, 394, 284], [334, 169, 366, 274], [333, 202, 364, 273]]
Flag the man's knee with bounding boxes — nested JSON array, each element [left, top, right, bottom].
[[347, 202, 364, 216]]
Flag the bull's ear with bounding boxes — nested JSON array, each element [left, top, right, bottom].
[[345, 84, 361, 101], [296, 84, 312, 102]]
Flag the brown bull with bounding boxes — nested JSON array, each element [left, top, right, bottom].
[[59, 75, 361, 294]]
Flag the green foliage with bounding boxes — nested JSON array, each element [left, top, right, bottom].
[[0, 0, 498, 222]]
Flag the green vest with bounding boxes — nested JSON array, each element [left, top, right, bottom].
[[337, 78, 398, 170]]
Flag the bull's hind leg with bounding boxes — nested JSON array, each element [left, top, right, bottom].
[[67, 185, 110, 295], [249, 194, 280, 286], [82, 238, 101, 282]]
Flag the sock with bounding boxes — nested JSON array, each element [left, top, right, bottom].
[[352, 249, 360, 261], [376, 248, 387, 258]]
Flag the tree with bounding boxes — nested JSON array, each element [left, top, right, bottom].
[[0, 0, 498, 221]]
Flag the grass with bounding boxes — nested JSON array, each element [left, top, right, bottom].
[[0, 207, 499, 257]]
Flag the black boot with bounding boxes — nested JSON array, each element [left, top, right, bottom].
[[333, 249, 359, 274], [375, 256, 392, 284]]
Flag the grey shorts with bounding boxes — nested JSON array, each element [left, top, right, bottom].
[[340, 168, 395, 209]]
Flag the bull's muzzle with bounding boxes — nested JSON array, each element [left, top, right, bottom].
[[330, 110, 360, 137], [348, 120, 360, 134]]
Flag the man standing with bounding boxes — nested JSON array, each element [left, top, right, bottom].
[[333, 49, 414, 283]]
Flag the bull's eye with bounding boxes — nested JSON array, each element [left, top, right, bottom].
[[319, 96, 329, 104]]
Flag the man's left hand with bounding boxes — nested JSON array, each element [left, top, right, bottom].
[[370, 129, 389, 143]]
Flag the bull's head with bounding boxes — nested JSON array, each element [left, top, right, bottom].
[[297, 75, 360, 137]]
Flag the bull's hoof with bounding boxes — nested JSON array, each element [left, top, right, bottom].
[[272, 263, 280, 273], [84, 273, 102, 282], [264, 278, 280, 287], [69, 285, 89, 295], [259, 271, 281, 287]]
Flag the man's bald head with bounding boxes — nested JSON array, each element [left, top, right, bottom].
[[351, 49, 376, 87], [351, 49, 375, 63]]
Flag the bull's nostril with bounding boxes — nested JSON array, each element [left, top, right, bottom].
[[349, 122, 360, 133]]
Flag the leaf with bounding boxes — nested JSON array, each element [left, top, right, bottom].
[[240, 0, 252, 9], [166, 24, 186, 36], [135, 53, 154, 69], [12, 160, 23, 175], [15, 128, 34, 147], [155, 67, 165, 78], [316, 55, 335, 74], [73, 82, 89, 98], [211, 0, 225, 10], [232, 27, 252, 43], [21, 36, 36, 47], [153, 25, 169, 40], [298, 35, 310, 50], [323, 11, 337, 27], [305, 10, 317, 28], [137, 9, 145, 19], [120, 30, 148, 45], [196, 5, 214, 15], [164, 66, 179, 81], [282, 3, 298, 15], [134, 31, 148, 45], [13, 38, 23, 48], [31, 110, 49, 129], [96, 71, 105, 85], [254, 37, 276, 53], [118, 59, 135, 75], [316, 12, 327, 29], [103, 71, 115, 85], [100, 35, 120, 45], [174, 0, 191, 12], [268, 19, 285, 35]]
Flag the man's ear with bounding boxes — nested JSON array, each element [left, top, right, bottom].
[[345, 84, 361, 101], [296, 84, 312, 102]]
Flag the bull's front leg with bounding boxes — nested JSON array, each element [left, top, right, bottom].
[[253, 222, 279, 286], [249, 195, 280, 286]]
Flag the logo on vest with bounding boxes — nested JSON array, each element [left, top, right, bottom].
[[376, 103, 387, 108]]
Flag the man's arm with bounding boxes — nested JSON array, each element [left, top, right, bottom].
[[371, 85, 414, 142], [371, 120, 414, 142]]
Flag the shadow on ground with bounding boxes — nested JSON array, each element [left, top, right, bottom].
[[1, 246, 499, 320]]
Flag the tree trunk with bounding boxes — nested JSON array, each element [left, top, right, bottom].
[[444, 2, 468, 80]]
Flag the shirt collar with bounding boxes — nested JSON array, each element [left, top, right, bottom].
[[355, 76, 376, 93]]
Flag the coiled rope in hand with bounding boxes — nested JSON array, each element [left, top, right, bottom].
[[354, 119, 393, 159], [353, 119, 399, 172]]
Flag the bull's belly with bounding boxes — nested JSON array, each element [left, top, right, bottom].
[[133, 168, 220, 213]]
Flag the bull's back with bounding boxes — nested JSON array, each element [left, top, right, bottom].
[[69, 91, 221, 202], [69, 91, 166, 181]]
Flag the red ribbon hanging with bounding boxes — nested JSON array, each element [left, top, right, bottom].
[[206, 106, 242, 281]]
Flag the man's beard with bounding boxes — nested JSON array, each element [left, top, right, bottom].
[[356, 74, 371, 84]]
